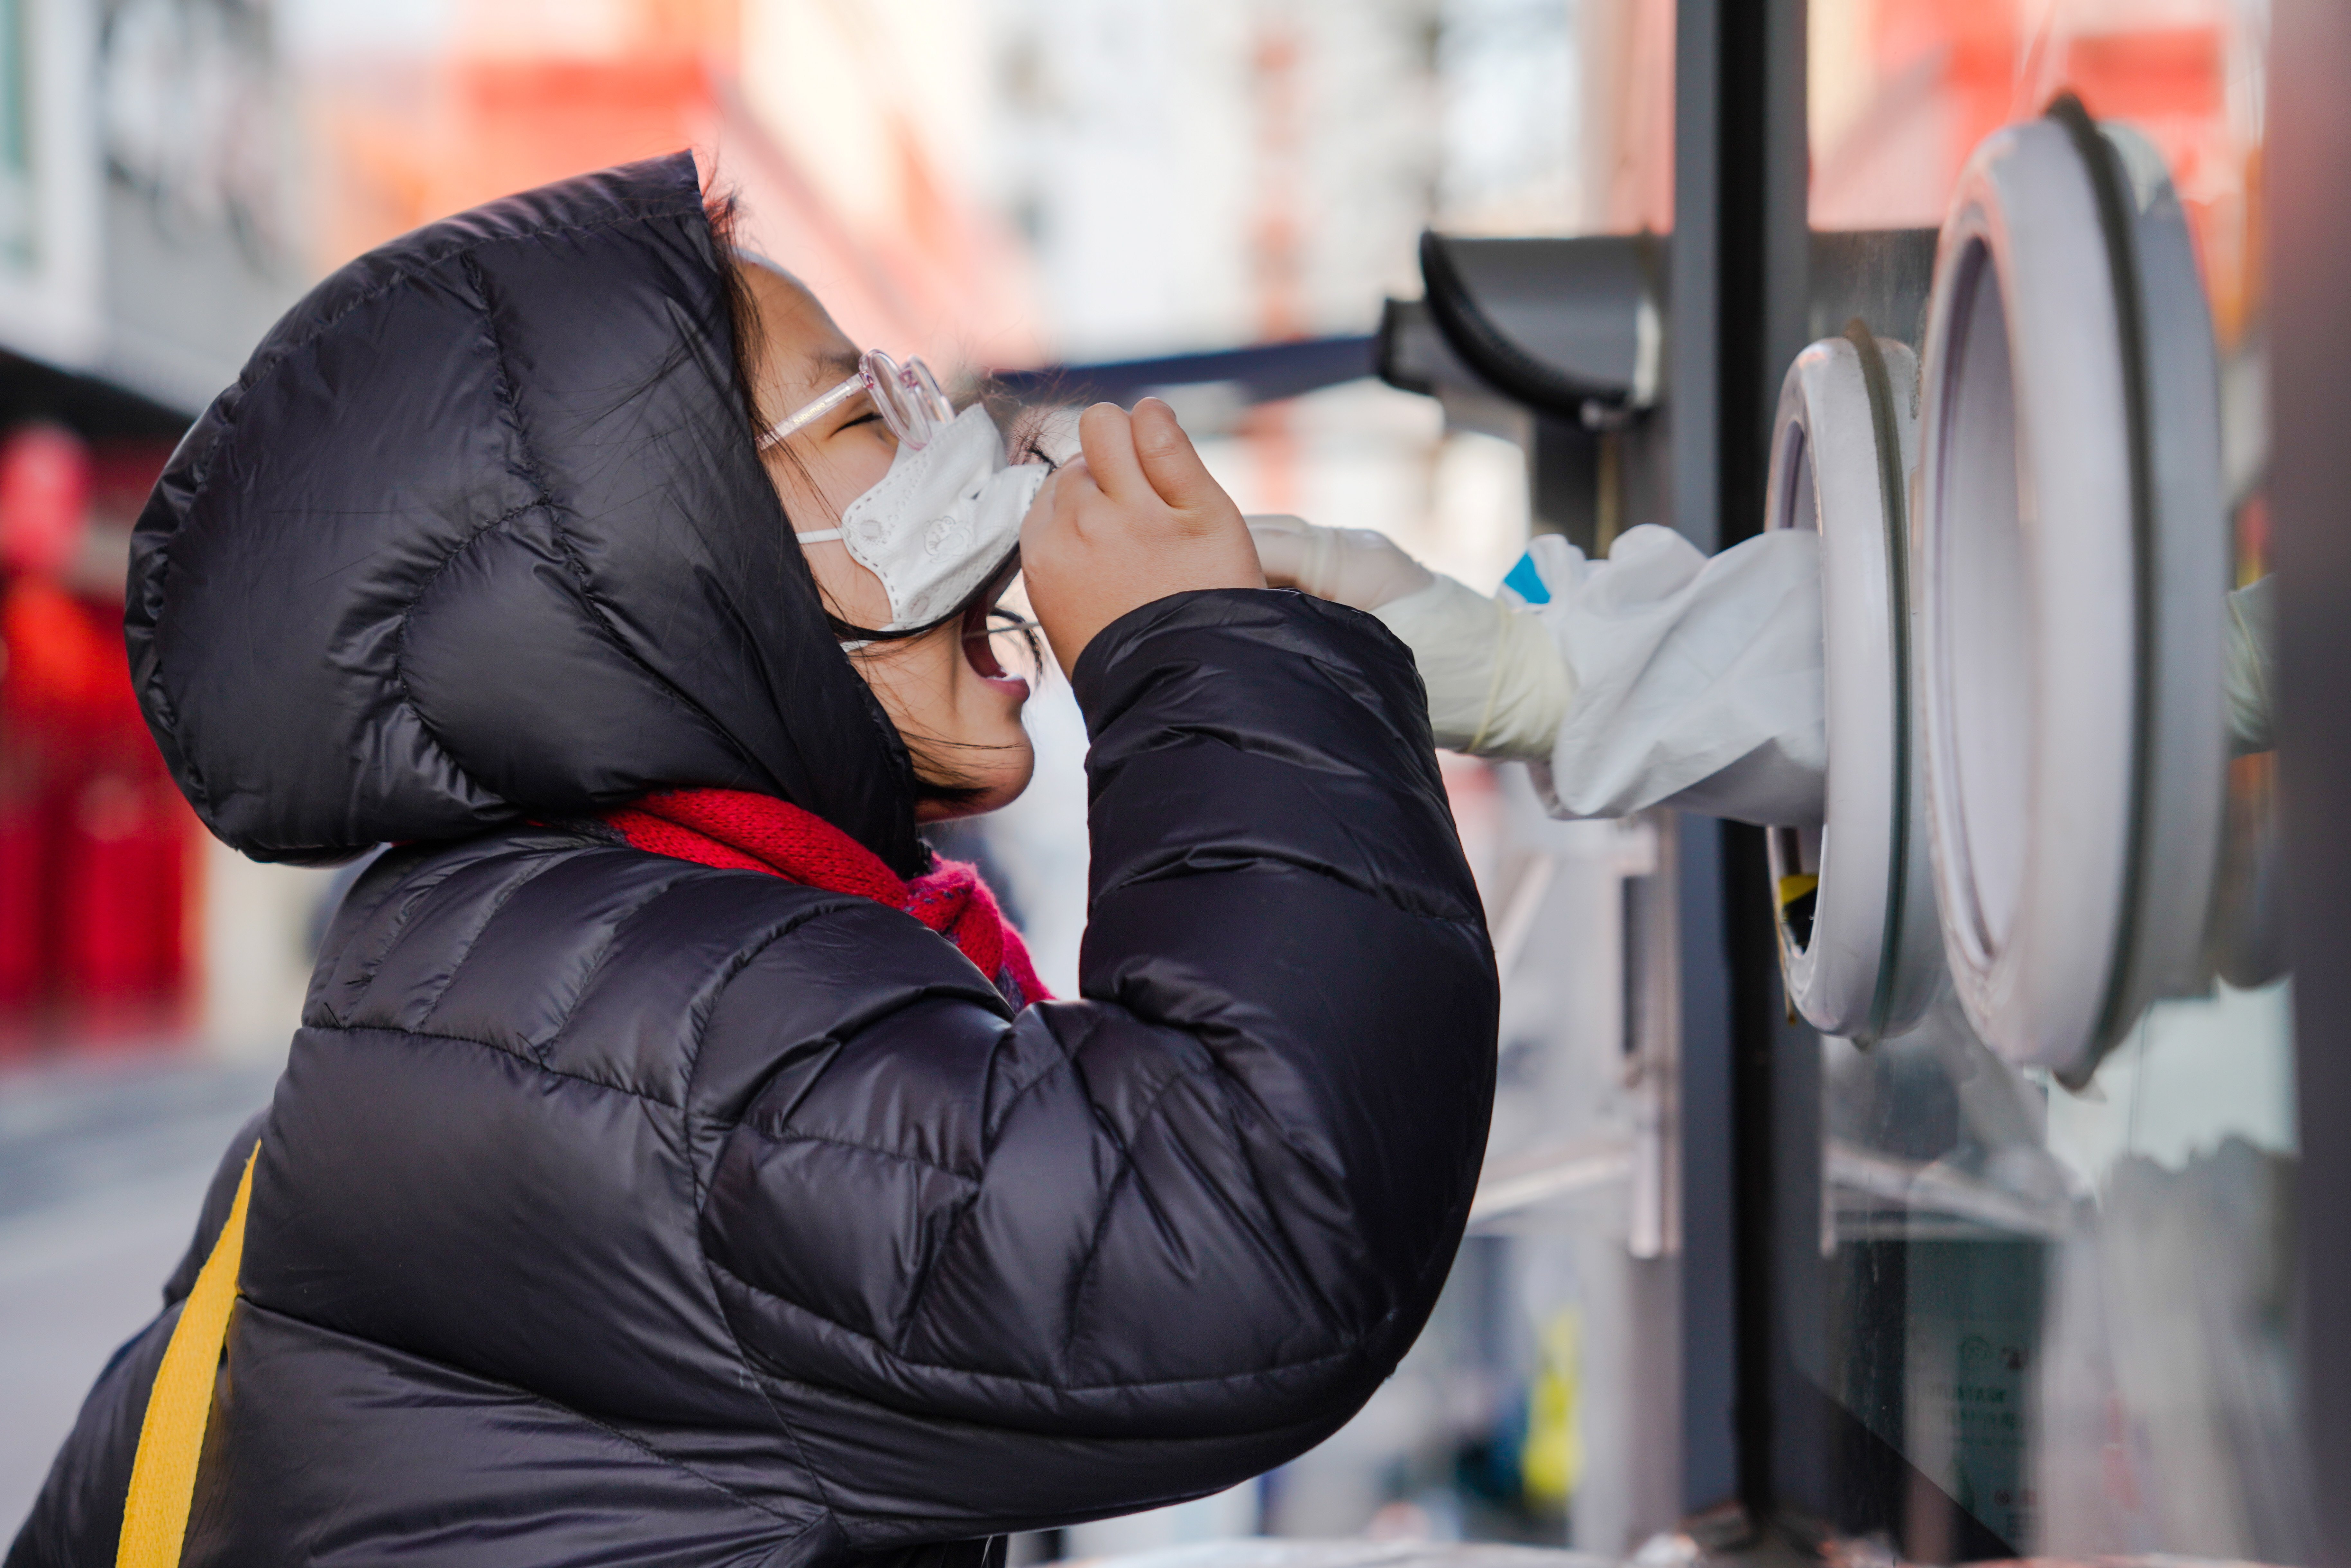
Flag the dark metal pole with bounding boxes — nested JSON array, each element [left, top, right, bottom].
[[1667, 2, 1738, 1530], [1671, 0, 1808, 1542], [2269, 0, 2351, 1555]]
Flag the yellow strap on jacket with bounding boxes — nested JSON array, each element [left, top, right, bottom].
[[116, 1142, 259, 1568]]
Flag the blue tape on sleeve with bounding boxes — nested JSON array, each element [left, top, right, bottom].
[[1502, 550, 1552, 606]]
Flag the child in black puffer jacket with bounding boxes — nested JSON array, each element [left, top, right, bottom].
[[11, 153, 1496, 1568]]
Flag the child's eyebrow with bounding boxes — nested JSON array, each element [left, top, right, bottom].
[[813, 348, 863, 381]]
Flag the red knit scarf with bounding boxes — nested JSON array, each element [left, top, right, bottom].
[[602, 788, 1049, 1010]]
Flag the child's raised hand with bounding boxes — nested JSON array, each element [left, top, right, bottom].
[[1020, 398, 1266, 678]]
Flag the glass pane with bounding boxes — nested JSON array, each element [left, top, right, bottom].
[[1792, 0, 2295, 1558]]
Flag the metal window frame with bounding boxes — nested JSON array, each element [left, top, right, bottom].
[[1668, 0, 1809, 1543], [2270, 2, 2351, 1559]]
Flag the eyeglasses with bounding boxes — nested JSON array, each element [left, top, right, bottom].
[[761, 350, 955, 453]]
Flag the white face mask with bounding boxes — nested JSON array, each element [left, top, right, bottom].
[[794, 404, 1048, 635]]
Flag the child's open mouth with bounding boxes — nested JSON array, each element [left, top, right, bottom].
[[961, 592, 1029, 700]]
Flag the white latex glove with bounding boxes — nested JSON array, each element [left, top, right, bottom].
[[1246, 515, 1433, 611], [1248, 516, 1572, 758], [1375, 576, 1575, 759]]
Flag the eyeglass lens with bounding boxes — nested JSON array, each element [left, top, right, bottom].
[[863, 352, 954, 451]]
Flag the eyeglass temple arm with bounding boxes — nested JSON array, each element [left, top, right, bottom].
[[759, 371, 865, 451]]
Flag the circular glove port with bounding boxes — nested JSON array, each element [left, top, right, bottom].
[[1916, 106, 2227, 1078], [1765, 329, 1944, 1042]]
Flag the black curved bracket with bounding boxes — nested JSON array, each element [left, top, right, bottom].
[[1404, 231, 1664, 421]]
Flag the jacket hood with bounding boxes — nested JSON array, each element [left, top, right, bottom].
[[126, 153, 923, 873]]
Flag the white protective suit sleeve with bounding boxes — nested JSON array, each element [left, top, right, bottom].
[[1510, 525, 1824, 825]]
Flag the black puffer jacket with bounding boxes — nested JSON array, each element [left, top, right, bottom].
[[10, 155, 1497, 1568]]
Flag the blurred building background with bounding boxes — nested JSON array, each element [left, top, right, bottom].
[[0, 0, 2304, 1563], [0, 0, 1605, 1066]]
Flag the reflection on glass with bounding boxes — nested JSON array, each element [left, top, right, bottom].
[[1791, 0, 2295, 1559]]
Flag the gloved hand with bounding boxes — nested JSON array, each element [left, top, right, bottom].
[[1245, 515, 1432, 611], [1248, 516, 1573, 760]]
